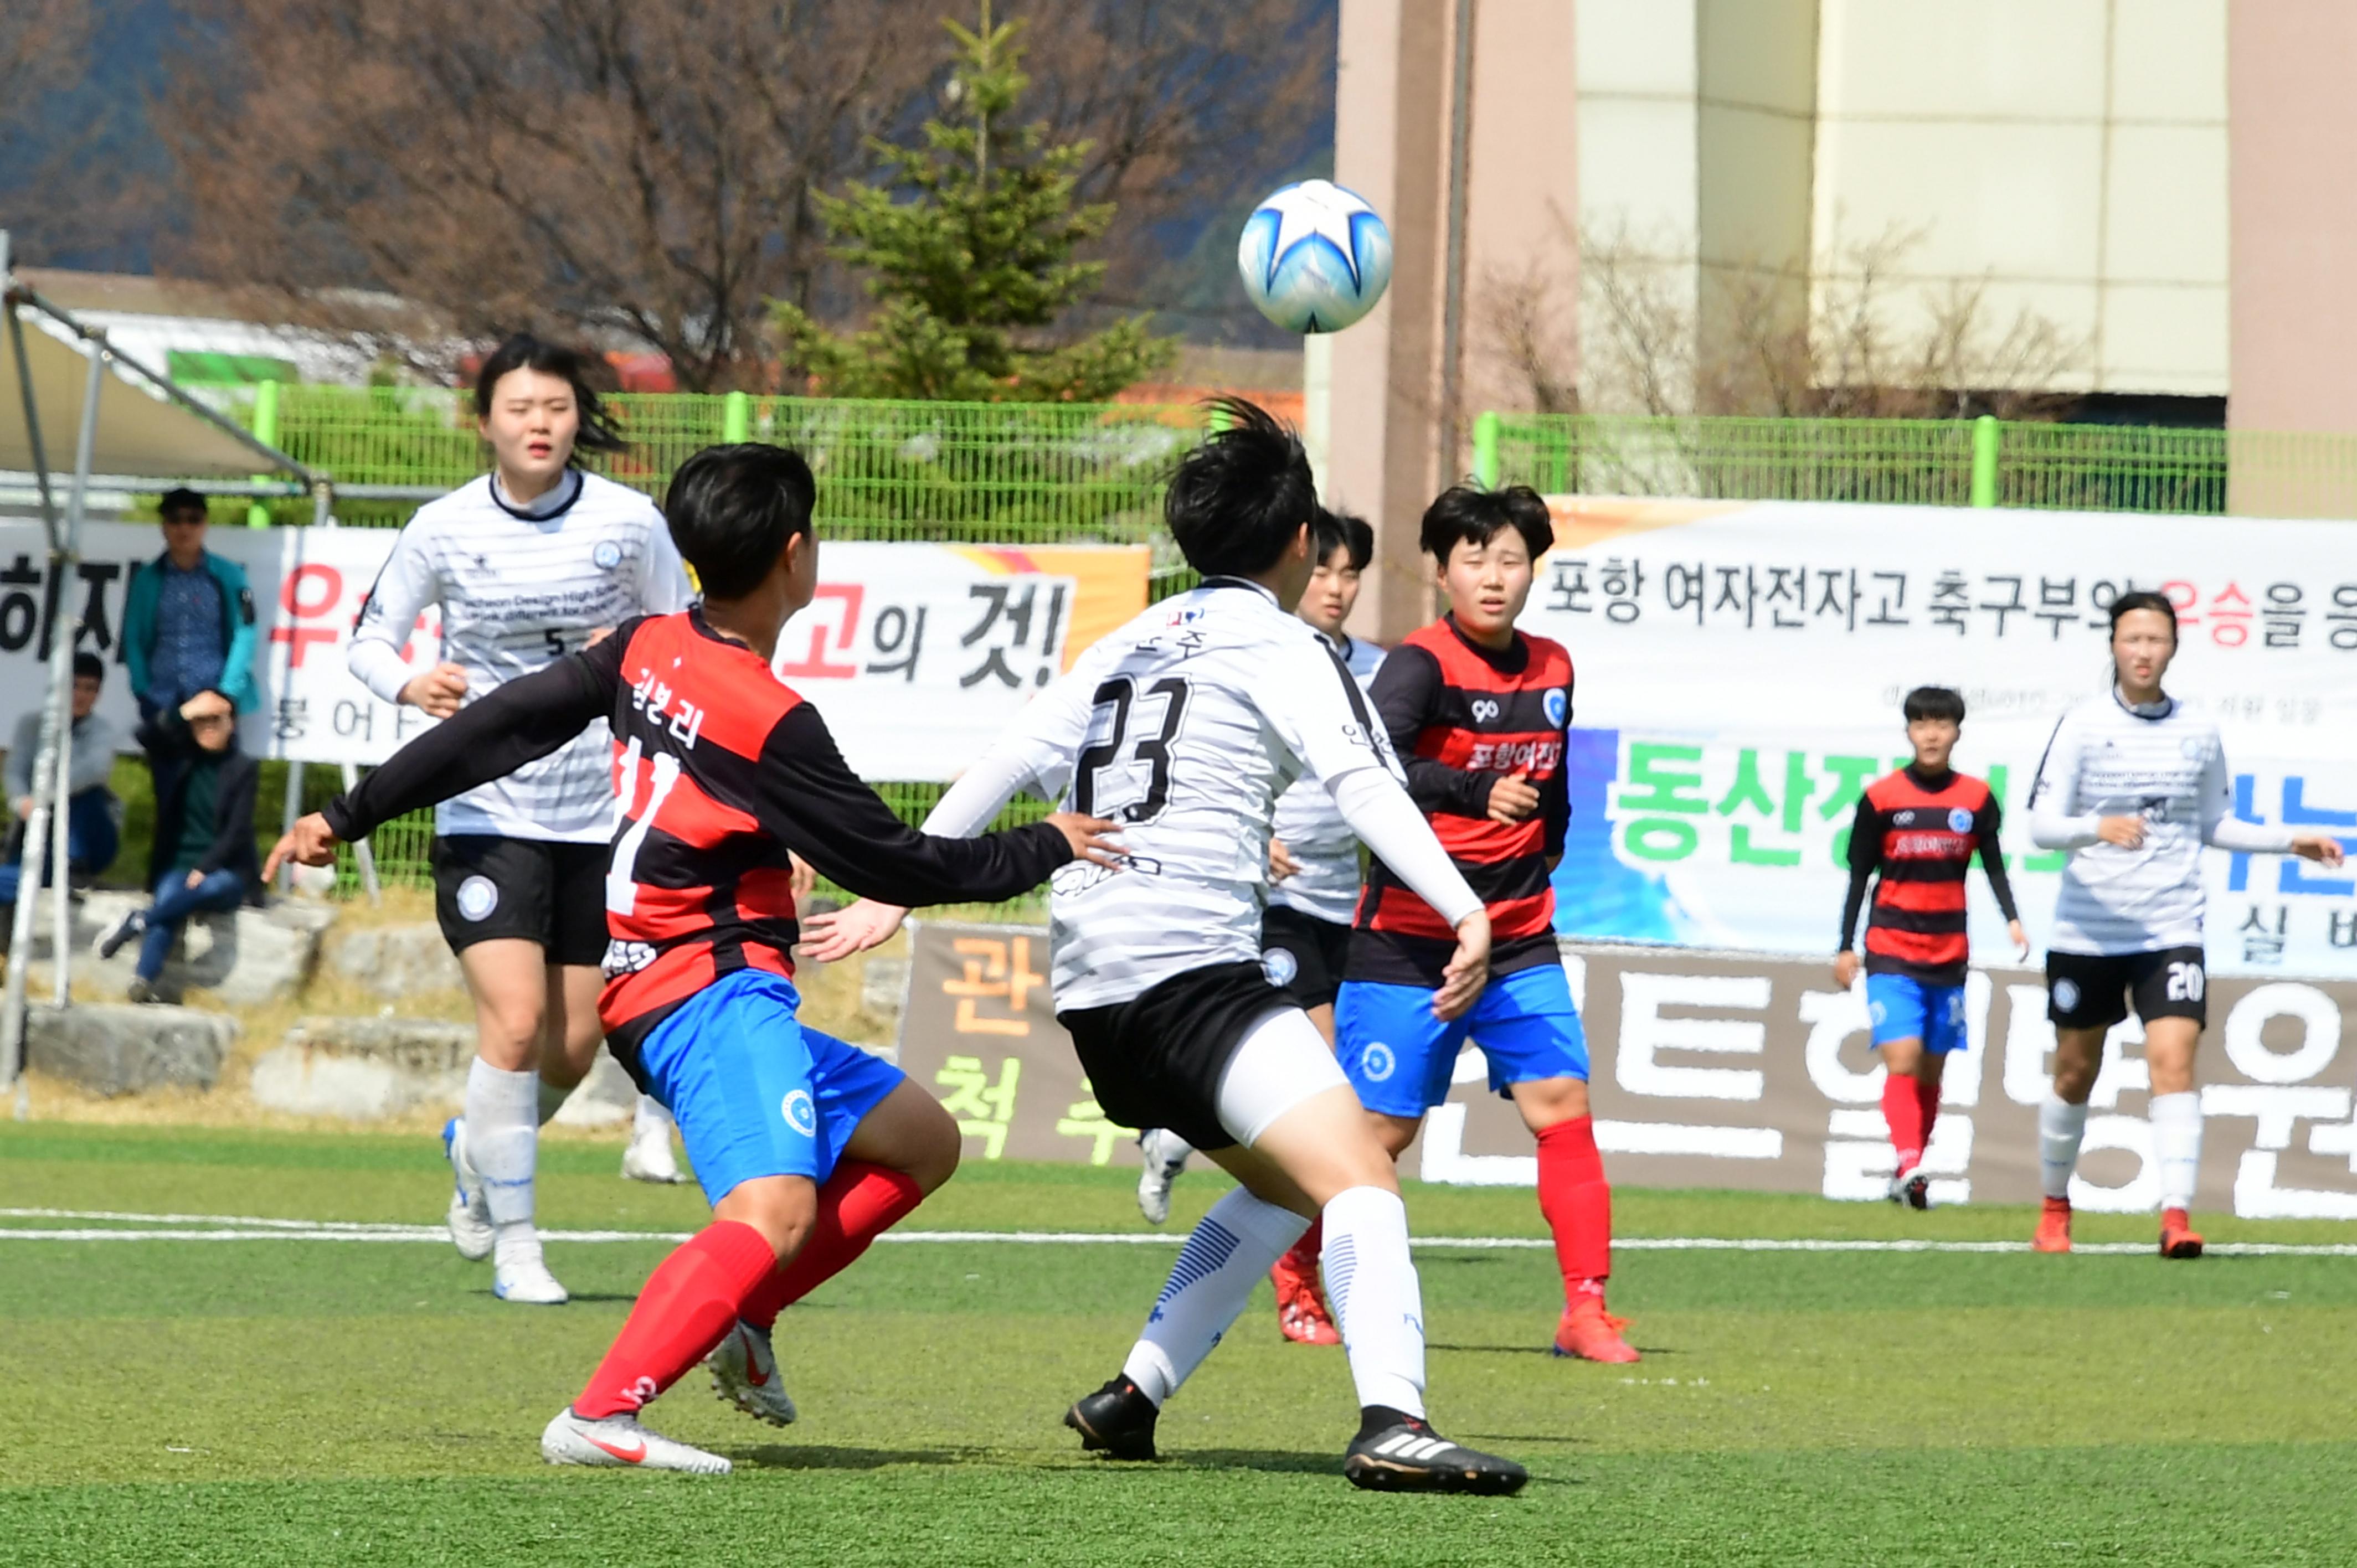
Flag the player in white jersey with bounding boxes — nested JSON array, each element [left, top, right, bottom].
[[2025, 592, 2343, 1257], [805, 403, 1525, 1493], [348, 335, 694, 1304], [1132, 507, 1383, 1349]]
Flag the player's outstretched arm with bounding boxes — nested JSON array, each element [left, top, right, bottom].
[[2195, 742, 2346, 863], [266, 639, 627, 879]]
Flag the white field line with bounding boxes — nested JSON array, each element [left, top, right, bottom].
[[2, 1208, 2355, 1256]]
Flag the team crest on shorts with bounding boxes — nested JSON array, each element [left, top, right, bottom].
[[781, 1090, 817, 1137], [1543, 688, 1567, 729], [2051, 978, 2081, 1012], [593, 540, 624, 570], [1361, 1042, 1396, 1082], [456, 875, 499, 922], [1948, 807, 1975, 833], [1261, 946, 1298, 987]]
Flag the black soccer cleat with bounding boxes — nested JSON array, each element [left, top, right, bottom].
[[1344, 1417, 1529, 1495], [1064, 1375, 1159, 1461], [1900, 1171, 1931, 1211]]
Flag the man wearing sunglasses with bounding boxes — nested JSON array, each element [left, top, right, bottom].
[[123, 488, 260, 728]]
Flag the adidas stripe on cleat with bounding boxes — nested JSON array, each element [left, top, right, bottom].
[[1064, 1375, 1159, 1461], [1345, 1419, 1527, 1495]]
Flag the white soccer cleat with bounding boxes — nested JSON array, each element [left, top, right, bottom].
[[1135, 1128, 1191, 1226], [441, 1117, 495, 1262], [541, 1407, 730, 1474], [707, 1319, 799, 1427], [621, 1115, 689, 1185], [493, 1237, 570, 1305]]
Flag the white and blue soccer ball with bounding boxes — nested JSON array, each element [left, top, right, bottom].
[[1236, 179, 1393, 334]]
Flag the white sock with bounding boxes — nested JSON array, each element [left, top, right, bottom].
[[1321, 1185, 1427, 1420], [466, 1059, 541, 1230], [2150, 1091, 2203, 1213], [632, 1095, 676, 1140], [537, 1076, 570, 1127], [1121, 1187, 1308, 1406], [2039, 1093, 2089, 1200]]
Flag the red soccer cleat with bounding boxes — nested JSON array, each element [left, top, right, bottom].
[[2032, 1195, 2072, 1254], [2159, 1207, 2205, 1260], [1270, 1249, 1340, 1344], [1551, 1301, 1639, 1364]]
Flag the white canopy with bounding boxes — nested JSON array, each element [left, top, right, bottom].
[[0, 308, 290, 479]]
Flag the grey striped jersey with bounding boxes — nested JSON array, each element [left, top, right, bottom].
[[970, 578, 1406, 1009], [2027, 691, 2294, 955], [1268, 632, 1386, 925], [348, 470, 692, 842]]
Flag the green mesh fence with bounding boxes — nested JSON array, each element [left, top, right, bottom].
[[1488, 413, 2357, 520]]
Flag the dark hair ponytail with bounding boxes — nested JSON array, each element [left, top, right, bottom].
[[472, 333, 626, 457]]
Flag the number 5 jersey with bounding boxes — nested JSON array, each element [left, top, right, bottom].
[[920, 577, 1484, 1010]]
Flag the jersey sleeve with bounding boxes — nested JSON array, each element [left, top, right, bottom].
[[1367, 644, 1487, 816], [348, 518, 443, 705], [922, 641, 1113, 837], [1261, 633, 1403, 790], [2199, 733, 2298, 852], [756, 703, 1072, 905], [1974, 792, 2021, 922], [323, 624, 632, 841], [2026, 710, 2101, 851], [638, 509, 695, 613], [1839, 794, 1884, 948]]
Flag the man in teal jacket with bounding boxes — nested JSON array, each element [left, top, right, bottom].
[[122, 487, 260, 723]]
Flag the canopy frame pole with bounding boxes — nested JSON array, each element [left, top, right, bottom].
[[2, 326, 106, 1114]]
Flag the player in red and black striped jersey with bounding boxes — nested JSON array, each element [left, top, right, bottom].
[[1834, 685, 2028, 1209], [270, 444, 1114, 1473], [1332, 484, 1633, 1365]]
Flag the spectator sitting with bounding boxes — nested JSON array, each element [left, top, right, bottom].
[[1, 651, 123, 903], [122, 488, 260, 728], [94, 689, 260, 1004]]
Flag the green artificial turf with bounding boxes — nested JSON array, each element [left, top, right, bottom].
[[3, 1123, 2354, 1566]]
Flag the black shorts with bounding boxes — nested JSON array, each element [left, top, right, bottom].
[[2046, 946, 2207, 1032], [431, 835, 610, 967], [1260, 904, 1352, 1011], [1057, 961, 1293, 1154]]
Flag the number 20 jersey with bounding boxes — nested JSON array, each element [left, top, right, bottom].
[[987, 577, 1408, 1010]]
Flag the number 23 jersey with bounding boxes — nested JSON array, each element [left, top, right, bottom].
[[349, 470, 693, 843], [981, 577, 1407, 1009]]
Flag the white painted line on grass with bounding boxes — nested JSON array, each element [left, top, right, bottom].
[[1, 1209, 2355, 1256]]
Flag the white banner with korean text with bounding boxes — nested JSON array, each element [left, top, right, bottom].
[[0, 521, 1147, 781], [1525, 498, 2357, 978]]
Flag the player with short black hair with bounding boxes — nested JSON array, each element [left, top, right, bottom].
[[2026, 591, 2343, 1256], [1834, 685, 2027, 1209], [350, 333, 696, 1303], [1332, 482, 1635, 1364], [807, 401, 1527, 1494], [274, 441, 1114, 1474]]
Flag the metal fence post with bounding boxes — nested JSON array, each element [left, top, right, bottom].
[[246, 378, 281, 527], [1472, 411, 1501, 489], [722, 390, 752, 445], [1970, 415, 1999, 508]]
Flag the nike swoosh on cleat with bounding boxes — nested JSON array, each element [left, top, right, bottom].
[[744, 1350, 769, 1388], [584, 1432, 647, 1463]]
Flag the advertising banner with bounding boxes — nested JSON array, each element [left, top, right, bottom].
[[0, 522, 1146, 780], [1525, 498, 2357, 977], [895, 924, 2357, 1214]]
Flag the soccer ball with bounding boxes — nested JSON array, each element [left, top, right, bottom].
[[1236, 180, 1394, 334]]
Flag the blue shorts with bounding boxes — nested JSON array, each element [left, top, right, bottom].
[[634, 968, 905, 1206], [1334, 963, 1590, 1118], [1866, 972, 1967, 1054]]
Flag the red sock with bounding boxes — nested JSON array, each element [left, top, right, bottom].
[[738, 1162, 925, 1331], [1536, 1116, 1612, 1307], [1882, 1072, 1926, 1173], [1915, 1072, 1942, 1152], [574, 1220, 776, 1419], [1272, 1215, 1325, 1289]]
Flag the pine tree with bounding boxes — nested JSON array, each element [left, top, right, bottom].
[[771, 3, 1176, 402]]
